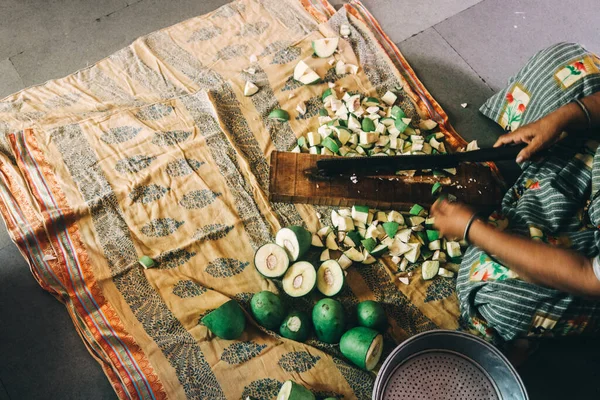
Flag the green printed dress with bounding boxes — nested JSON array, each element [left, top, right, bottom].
[[457, 42, 600, 342]]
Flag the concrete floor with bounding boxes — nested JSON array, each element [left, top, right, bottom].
[[0, 0, 599, 399]]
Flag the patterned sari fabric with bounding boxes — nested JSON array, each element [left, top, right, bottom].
[[458, 43, 600, 343], [0, 1, 469, 398]]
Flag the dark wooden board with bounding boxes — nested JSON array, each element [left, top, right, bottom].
[[269, 151, 504, 210]]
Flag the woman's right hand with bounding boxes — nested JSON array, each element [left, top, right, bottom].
[[493, 114, 565, 163]]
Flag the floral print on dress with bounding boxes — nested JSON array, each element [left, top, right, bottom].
[[529, 313, 559, 337], [529, 225, 545, 241], [545, 234, 572, 248], [527, 224, 571, 247], [469, 253, 518, 282], [513, 179, 540, 199], [574, 140, 598, 169], [487, 211, 509, 231], [554, 57, 598, 89], [499, 84, 530, 131], [554, 316, 590, 336], [467, 316, 497, 343]]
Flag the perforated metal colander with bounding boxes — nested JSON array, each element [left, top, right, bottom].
[[373, 330, 528, 400]]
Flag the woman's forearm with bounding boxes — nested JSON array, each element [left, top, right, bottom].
[[467, 220, 600, 297], [580, 92, 600, 128], [552, 92, 600, 132]]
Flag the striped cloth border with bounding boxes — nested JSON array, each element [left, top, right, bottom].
[[2, 129, 165, 399]]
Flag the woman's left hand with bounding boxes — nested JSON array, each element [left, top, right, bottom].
[[430, 199, 477, 240]]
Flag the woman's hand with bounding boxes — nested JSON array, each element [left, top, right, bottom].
[[430, 199, 477, 240], [493, 114, 565, 163]]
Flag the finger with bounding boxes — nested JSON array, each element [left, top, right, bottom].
[[430, 219, 443, 233], [431, 198, 448, 216], [516, 139, 542, 163], [430, 203, 439, 217], [494, 131, 523, 147], [516, 147, 532, 163]]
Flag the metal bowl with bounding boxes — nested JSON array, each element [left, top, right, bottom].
[[373, 330, 528, 400]]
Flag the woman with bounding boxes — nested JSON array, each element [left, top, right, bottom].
[[431, 42, 600, 342]]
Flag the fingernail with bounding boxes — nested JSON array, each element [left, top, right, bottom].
[[516, 156, 523, 163]]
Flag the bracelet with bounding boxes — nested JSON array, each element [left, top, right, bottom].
[[573, 98, 592, 130], [463, 212, 480, 244]]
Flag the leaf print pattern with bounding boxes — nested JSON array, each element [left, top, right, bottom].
[[278, 351, 321, 373], [305, 339, 344, 360], [172, 280, 207, 298], [44, 92, 81, 109], [271, 46, 301, 65], [187, 26, 222, 42], [114, 155, 156, 174], [215, 44, 248, 61], [295, 96, 322, 120], [314, 391, 344, 400], [205, 258, 248, 277], [141, 218, 184, 237], [157, 249, 197, 269], [135, 103, 174, 120], [197, 309, 215, 325], [179, 189, 221, 209], [281, 75, 303, 92], [232, 292, 253, 310], [100, 126, 141, 144], [260, 40, 291, 57], [129, 184, 169, 204], [220, 341, 267, 364], [323, 66, 347, 83], [424, 277, 456, 303], [332, 357, 374, 400], [165, 158, 204, 177], [237, 21, 269, 37], [241, 378, 283, 400], [192, 224, 234, 242], [151, 130, 192, 146]]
